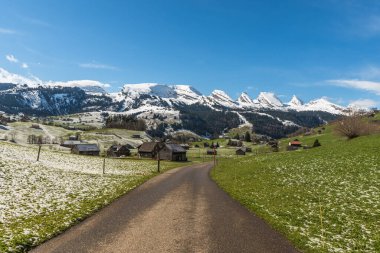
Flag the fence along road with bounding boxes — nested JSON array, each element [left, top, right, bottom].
[[31, 163, 300, 253]]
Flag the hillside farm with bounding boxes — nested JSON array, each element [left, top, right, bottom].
[[212, 127, 380, 252], [0, 141, 187, 252]]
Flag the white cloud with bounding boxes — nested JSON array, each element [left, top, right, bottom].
[[348, 99, 378, 109], [0, 28, 17, 34], [0, 67, 41, 86], [21, 63, 29, 69], [329, 79, 380, 95], [5, 54, 19, 63], [79, 63, 118, 70]]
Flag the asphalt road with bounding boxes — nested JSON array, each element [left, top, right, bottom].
[[31, 163, 300, 253]]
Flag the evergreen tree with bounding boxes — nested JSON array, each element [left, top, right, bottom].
[[244, 131, 251, 142], [313, 139, 321, 147], [234, 133, 240, 140]]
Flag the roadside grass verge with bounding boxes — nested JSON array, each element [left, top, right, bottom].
[[211, 133, 380, 253]]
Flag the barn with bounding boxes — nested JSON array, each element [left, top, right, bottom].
[[61, 140, 82, 149], [236, 147, 246, 155], [138, 142, 160, 158], [158, 144, 187, 161], [72, 144, 100, 156], [107, 145, 131, 157]]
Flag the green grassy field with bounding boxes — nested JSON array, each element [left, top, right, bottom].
[[212, 128, 380, 252]]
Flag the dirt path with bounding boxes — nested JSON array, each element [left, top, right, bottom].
[[31, 163, 299, 253]]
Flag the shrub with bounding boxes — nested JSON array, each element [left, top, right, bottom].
[[335, 113, 378, 139]]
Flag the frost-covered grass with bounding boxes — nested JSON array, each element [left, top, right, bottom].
[[0, 141, 186, 252], [212, 133, 380, 253]]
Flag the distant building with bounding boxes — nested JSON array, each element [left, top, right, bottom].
[[236, 148, 246, 155], [72, 144, 100, 156], [138, 142, 161, 158], [132, 134, 141, 139], [227, 139, 243, 147], [107, 145, 131, 157], [61, 140, 82, 149], [158, 144, 187, 161], [287, 139, 302, 151], [68, 135, 78, 141], [289, 139, 302, 147]]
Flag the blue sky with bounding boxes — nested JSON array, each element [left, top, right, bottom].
[[1, 0, 380, 108]]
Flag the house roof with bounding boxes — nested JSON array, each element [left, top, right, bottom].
[[290, 141, 302, 145], [138, 142, 159, 152], [74, 144, 100, 152], [108, 145, 130, 152], [165, 144, 186, 153], [63, 140, 82, 145], [236, 147, 247, 152]]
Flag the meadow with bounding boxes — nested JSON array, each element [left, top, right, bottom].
[[212, 127, 380, 253], [0, 141, 187, 252]]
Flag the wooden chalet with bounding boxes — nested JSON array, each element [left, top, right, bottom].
[[72, 144, 100, 156], [138, 142, 161, 158], [61, 140, 82, 149], [158, 144, 187, 161], [107, 145, 131, 157], [236, 147, 246, 155]]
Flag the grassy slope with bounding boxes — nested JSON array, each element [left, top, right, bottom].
[[212, 127, 380, 253]]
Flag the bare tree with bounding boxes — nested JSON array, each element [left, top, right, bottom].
[[335, 112, 378, 139]]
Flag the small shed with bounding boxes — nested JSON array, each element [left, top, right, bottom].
[[107, 145, 131, 157], [236, 147, 246, 155], [61, 140, 82, 149], [206, 149, 217, 155], [72, 144, 100, 156], [289, 139, 302, 147], [138, 142, 160, 158], [158, 144, 187, 161]]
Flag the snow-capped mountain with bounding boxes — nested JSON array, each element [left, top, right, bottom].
[[0, 67, 351, 138]]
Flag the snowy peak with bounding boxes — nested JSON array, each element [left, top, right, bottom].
[[288, 95, 303, 107], [303, 98, 346, 114], [256, 92, 283, 108], [209, 90, 238, 108], [237, 92, 254, 104]]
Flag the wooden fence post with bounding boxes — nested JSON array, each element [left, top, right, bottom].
[[37, 145, 42, 161], [103, 158, 105, 175]]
